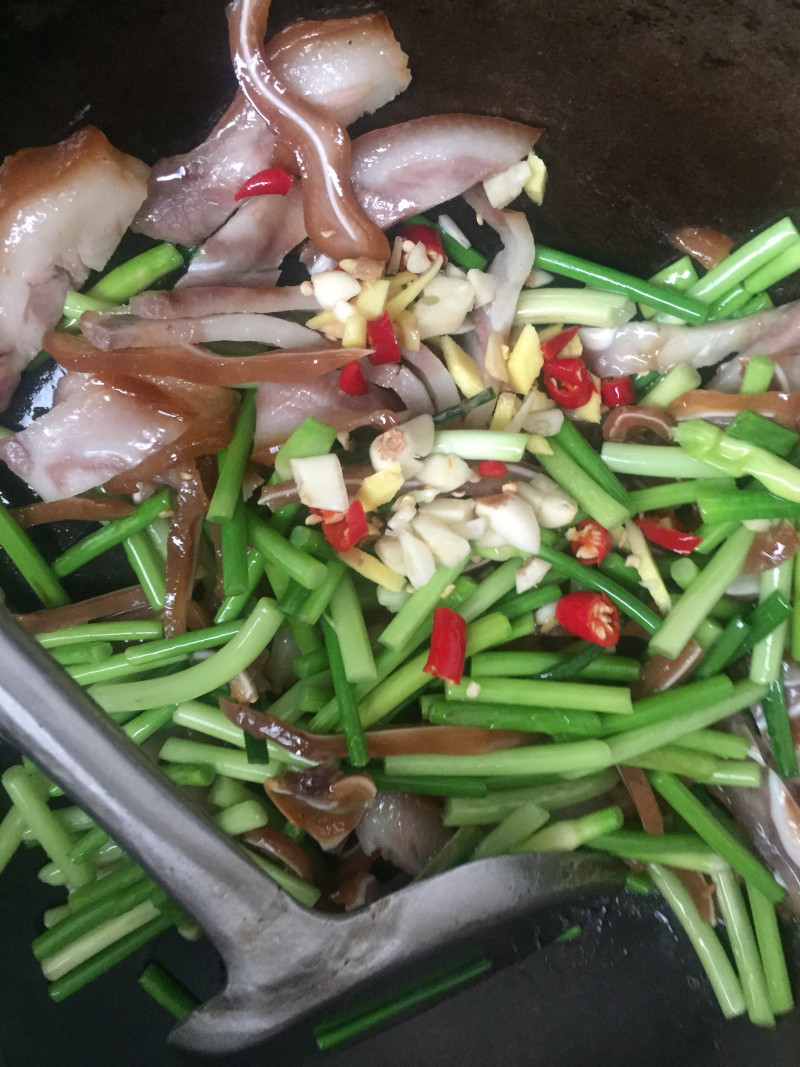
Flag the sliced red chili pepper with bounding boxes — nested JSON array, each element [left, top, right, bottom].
[[635, 517, 702, 555], [542, 357, 595, 409], [338, 361, 369, 396], [396, 223, 445, 263], [540, 325, 580, 361], [315, 500, 369, 552], [423, 607, 467, 685], [568, 519, 613, 565], [366, 311, 402, 365], [556, 591, 620, 647], [600, 376, 636, 407], [233, 166, 294, 200], [477, 460, 508, 479]]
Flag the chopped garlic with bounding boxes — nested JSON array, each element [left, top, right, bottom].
[[483, 159, 533, 209], [412, 513, 471, 567], [475, 494, 541, 555], [515, 556, 552, 594], [516, 474, 578, 529], [417, 452, 472, 492], [311, 269, 361, 308], [369, 414, 435, 478], [535, 602, 558, 632], [467, 268, 497, 307], [398, 528, 437, 588], [290, 454, 348, 513], [414, 275, 476, 339], [523, 152, 548, 205]]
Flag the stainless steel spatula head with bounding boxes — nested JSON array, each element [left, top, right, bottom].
[[0, 610, 622, 1054]]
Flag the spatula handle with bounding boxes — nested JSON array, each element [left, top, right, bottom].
[[0, 609, 295, 951]]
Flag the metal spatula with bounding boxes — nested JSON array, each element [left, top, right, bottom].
[[0, 609, 622, 1054]]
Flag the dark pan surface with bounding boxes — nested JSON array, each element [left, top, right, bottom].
[[2, 1, 800, 1063]]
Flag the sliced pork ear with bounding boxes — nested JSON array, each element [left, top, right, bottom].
[[349, 114, 542, 231], [355, 791, 452, 875], [0, 371, 237, 502], [462, 187, 535, 342], [78, 308, 324, 351], [251, 367, 402, 461], [229, 0, 390, 262], [42, 329, 359, 388], [133, 13, 411, 246], [129, 284, 319, 320], [667, 388, 800, 429], [174, 190, 306, 290], [580, 300, 800, 378], [264, 765, 376, 851], [0, 126, 149, 409]]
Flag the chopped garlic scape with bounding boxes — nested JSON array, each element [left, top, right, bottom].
[[405, 241, 432, 274], [525, 408, 564, 437]]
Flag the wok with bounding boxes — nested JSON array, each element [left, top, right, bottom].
[[1, 0, 800, 1063]]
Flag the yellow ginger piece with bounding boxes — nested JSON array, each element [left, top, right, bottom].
[[524, 152, 548, 205], [357, 465, 405, 511], [490, 392, 521, 431], [437, 335, 484, 397], [337, 547, 406, 591], [507, 323, 543, 394]]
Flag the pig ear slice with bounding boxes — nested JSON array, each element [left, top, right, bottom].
[[350, 114, 542, 231], [0, 126, 150, 410], [132, 13, 412, 247]]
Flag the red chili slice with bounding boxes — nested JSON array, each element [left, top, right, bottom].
[[542, 357, 595, 409], [556, 591, 620, 647], [338, 361, 369, 396], [541, 325, 580, 361], [366, 311, 402, 365], [635, 517, 702, 555], [233, 166, 293, 200], [423, 607, 467, 685], [568, 519, 613, 565], [396, 223, 445, 262], [600, 376, 636, 407], [477, 460, 508, 479], [315, 500, 369, 552]]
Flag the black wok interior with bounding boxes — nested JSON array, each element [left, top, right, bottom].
[[2, 1, 800, 1063]]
